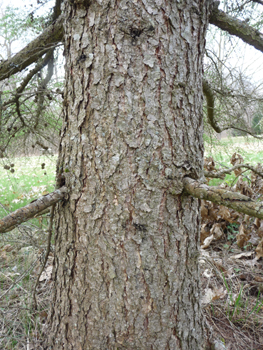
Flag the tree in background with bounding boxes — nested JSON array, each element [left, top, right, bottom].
[[0, 4, 63, 158], [252, 103, 263, 134]]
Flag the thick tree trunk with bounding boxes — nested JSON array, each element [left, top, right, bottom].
[[47, 1, 211, 349]]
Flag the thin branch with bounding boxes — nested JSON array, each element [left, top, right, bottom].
[[205, 163, 263, 179], [3, 50, 54, 107], [252, 0, 263, 5], [202, 79, 263, 138], [0, 15, 64, 81], [183, 177, 263, 219], [0, 186, 68, 234], [32, 203, 55, 310], [203, 79, 222, 133], [209, 5, 263, 53]]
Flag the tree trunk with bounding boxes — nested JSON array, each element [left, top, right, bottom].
[[47, 1, 211, 349]]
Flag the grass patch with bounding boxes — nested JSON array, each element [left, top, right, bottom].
[[205, 135, 263, 186], [0, 155, 56, 217]]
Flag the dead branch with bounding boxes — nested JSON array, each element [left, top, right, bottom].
[[204, 163, 263, 179], [183, 177, 263, 219], [32, 203, 55, 310], [0, 186, 68, 234], [209, 5, 263, 53], [203, 79, 221, 133], [0, 15, 63, 81], [202, 78, 263, 138], [3, 50, 54, 108], [252, 0, 263, 5]]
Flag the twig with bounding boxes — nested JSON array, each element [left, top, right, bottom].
[[32, 203, 55, 310]]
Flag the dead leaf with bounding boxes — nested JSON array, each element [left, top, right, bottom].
[[200, 224, 211, 244], [204, 156, 216, 172], [211, 223, 224, 240], [202, 287, 227, 304], [257, 221, 263, 238], [236, 223, 250, 248], [39, 265, 53, 282], [254, 275, 263, 282], [255, 238, 263, 259], [2, 244, 13, 252], [217, 206, 231, 222], [230, 153, 244, 176], [234, 177, 253, 197], [231, 251, 254, 259], [201, 234, 215, 249]]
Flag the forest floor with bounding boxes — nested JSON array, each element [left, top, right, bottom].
[[0, 136, 263, 349]]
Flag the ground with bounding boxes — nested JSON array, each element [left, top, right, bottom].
[[0, 136, 263, 349]]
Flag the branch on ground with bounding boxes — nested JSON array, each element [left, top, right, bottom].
[[183, 177, 263, 219], [0, 15, 64, 81], [209, 5, 263, 53], [0, 186, 68, 234]]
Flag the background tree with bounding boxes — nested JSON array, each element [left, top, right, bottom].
[[0, 3, 63, 159]]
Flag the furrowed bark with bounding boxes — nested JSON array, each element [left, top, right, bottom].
[[209, 6, 263, 53], [47, 0, 210, 349], [0, 15, 64, 81], [0, 186, 67, 233], [184, 177, 263, 219]]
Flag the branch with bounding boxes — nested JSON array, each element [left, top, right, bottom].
[[203, 79, 222, 133], [205, 163, 263, 179], [209, 6, 263, 53], [0, 15, 64, 81], [183, 177, 263, 219], [0, 186, 68, 234], [202, 79, 263, 138], [3, 50, 54, 107], [252, 0, 263, 5]]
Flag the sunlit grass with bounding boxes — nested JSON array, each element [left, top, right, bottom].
[[205, 135, 263, 186], [0, 155, 56, 217]]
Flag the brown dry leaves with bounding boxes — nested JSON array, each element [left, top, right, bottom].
[[202, 154, 263, 259]]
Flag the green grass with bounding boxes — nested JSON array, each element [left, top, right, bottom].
[[0, 135, 262, 216], [0, 155, 56, 218], [205, 135, 263, 186]]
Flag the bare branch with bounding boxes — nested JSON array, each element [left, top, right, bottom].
[[3, 50, 54, 107], [252, 0, 263, 5], [205, 163, 263, 179], [0, 186, 68, 234], [203, 79, 222, 133], [209, 6, 263, 53], [0, 15, 64, 81], [183, 177, 263, 219], [202, 79, 263, 138]]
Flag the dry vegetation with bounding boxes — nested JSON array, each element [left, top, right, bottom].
[[0, 140, 263, 349]]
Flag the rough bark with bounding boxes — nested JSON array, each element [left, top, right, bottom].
[[47, 1, 211, 349], [0, 186, 67, 233], [184, 177, 263, 219], [0, 15, 64, 81]]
